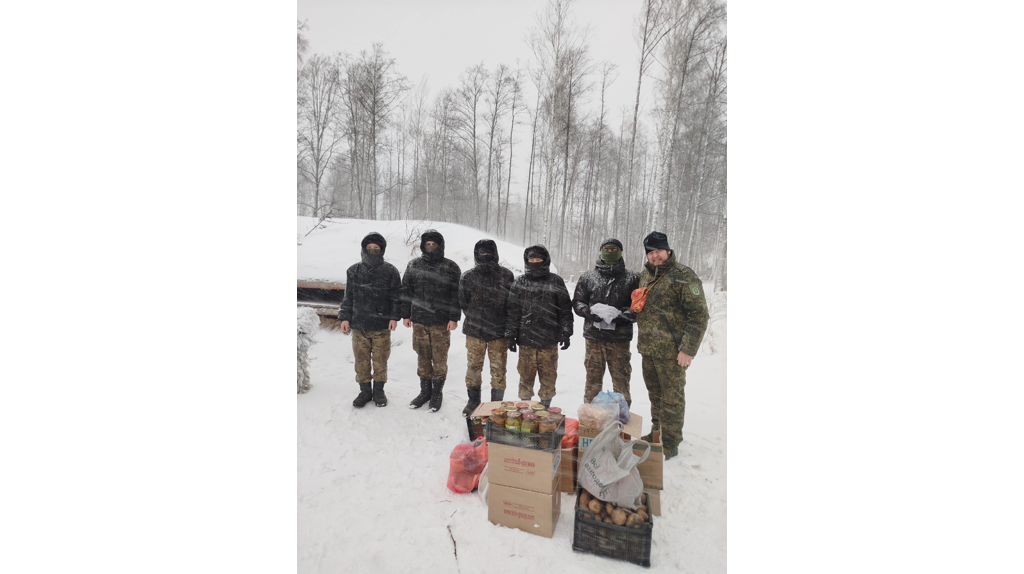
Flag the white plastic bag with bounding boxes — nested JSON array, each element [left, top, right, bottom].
[[577, 422, 650, 510]]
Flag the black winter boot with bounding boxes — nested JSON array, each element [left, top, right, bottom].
[[372, 380, 388, 407], [462, 386, 482, 418], [429, 378, 446, 412], [490, 388, 504, 402], [540, 398, 552, 408], [409, 378, 432, 409], [352, 383, 373, 408]]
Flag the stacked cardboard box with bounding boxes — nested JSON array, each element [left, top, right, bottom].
[[557, 444, 577, 494], [471, 401, 563, 537]]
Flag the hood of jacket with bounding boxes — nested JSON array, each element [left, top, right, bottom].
[[523, 244, 551, 278], [420, 229, 446, 262], [361, 232, 387, 267], [473, 239, 499, 266]]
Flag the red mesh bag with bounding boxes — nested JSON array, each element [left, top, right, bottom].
[[447, 438, 489, 493], [561, 417, 580, 448]]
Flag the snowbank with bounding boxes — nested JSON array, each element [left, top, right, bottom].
[[298, 217, 554, 283]]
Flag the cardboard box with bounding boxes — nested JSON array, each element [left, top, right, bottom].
[[635, 429, 664, 490], [487, 442, 561, 494], [469, 401, 506, 418], [488, 477, 561, 538], [557, 446, 577, 494], [644, 488, 661, 516], [578, 411, 643, 453]]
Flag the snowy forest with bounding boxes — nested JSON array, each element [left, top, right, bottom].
[[297, 0, 726, 287]]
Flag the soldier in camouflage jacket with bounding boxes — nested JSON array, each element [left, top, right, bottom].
[[636, 231, 709, 459]]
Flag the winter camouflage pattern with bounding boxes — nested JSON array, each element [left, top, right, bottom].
[[412, 322, 451, 378], [642, 355, 687, 451], [516, 344, 559, 401], [583, 339, 632, 405], [465, 335, 507, 390], [636, 252, 710, 359], [352, 328, 391, 383]]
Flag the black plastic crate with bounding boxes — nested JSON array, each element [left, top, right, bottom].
[[571, 489, 653, 568], [485, 418, 565, 452], [466, 416, 487, 441]]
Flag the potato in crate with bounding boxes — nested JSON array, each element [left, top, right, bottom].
[[571, 488, 654, 568]]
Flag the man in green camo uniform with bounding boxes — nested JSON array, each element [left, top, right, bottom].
[[636, 231, 709, 460]]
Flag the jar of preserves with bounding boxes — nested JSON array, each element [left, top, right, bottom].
[[490, 409, 507, 426], [539, 416, 558, 433], [516, 402, 530, 410], [501, 401, 516, 409], [505, 411, 522, 430], [546, 407, 563, 424], [521, 413, 539, 433], [534, 410, 549, 419], [530, 403, 546, 413]]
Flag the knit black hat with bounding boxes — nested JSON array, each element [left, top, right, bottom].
[[643, 231, 671, 253]]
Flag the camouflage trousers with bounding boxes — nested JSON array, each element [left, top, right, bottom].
[[352, 329, 391, 384], [465, 336, 507, 390], [517, 344, 559, 401], [412, 323, 451, 379], [641, 354, 687, 452], [583, 339, 632, 406]]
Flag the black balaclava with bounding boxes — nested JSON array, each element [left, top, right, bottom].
[[523, 245, 551, 278], [420, 229, 445, 262], [474, 239, 499, 266], [361, 232, 387, 267]]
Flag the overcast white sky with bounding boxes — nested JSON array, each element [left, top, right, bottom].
[[297, 0, 658, 129]]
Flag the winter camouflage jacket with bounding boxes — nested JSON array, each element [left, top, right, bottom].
[[636, 251, 710, 358], [572, 239, 640, 343], [338, 232, 403, 332], [506, 245, 573, 348], [399, 229, 462, 327], [459, 239, 515, 342]]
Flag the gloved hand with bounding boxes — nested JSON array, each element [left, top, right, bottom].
[[559, 337, 570, 350], [507, 338, 517, 352], [614, 310, 637, 323], [588, 313, 603, 323]]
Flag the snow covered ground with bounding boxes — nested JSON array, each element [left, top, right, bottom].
[[298, 219, 727, 573]]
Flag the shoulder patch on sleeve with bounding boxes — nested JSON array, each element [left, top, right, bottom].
[[689, 283, 701, 297]]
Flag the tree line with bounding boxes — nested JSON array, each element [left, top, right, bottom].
[[297, 0, 726, 290]]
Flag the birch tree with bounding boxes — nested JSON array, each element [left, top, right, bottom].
[[298, 53, 342, 217]]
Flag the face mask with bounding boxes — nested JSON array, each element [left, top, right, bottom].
[[527, 260, 545, 270], [423, 244, 438, 253], [365, 247, 382, 256], [476, 253, 495, 263], [600, 249, 621, 265]]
